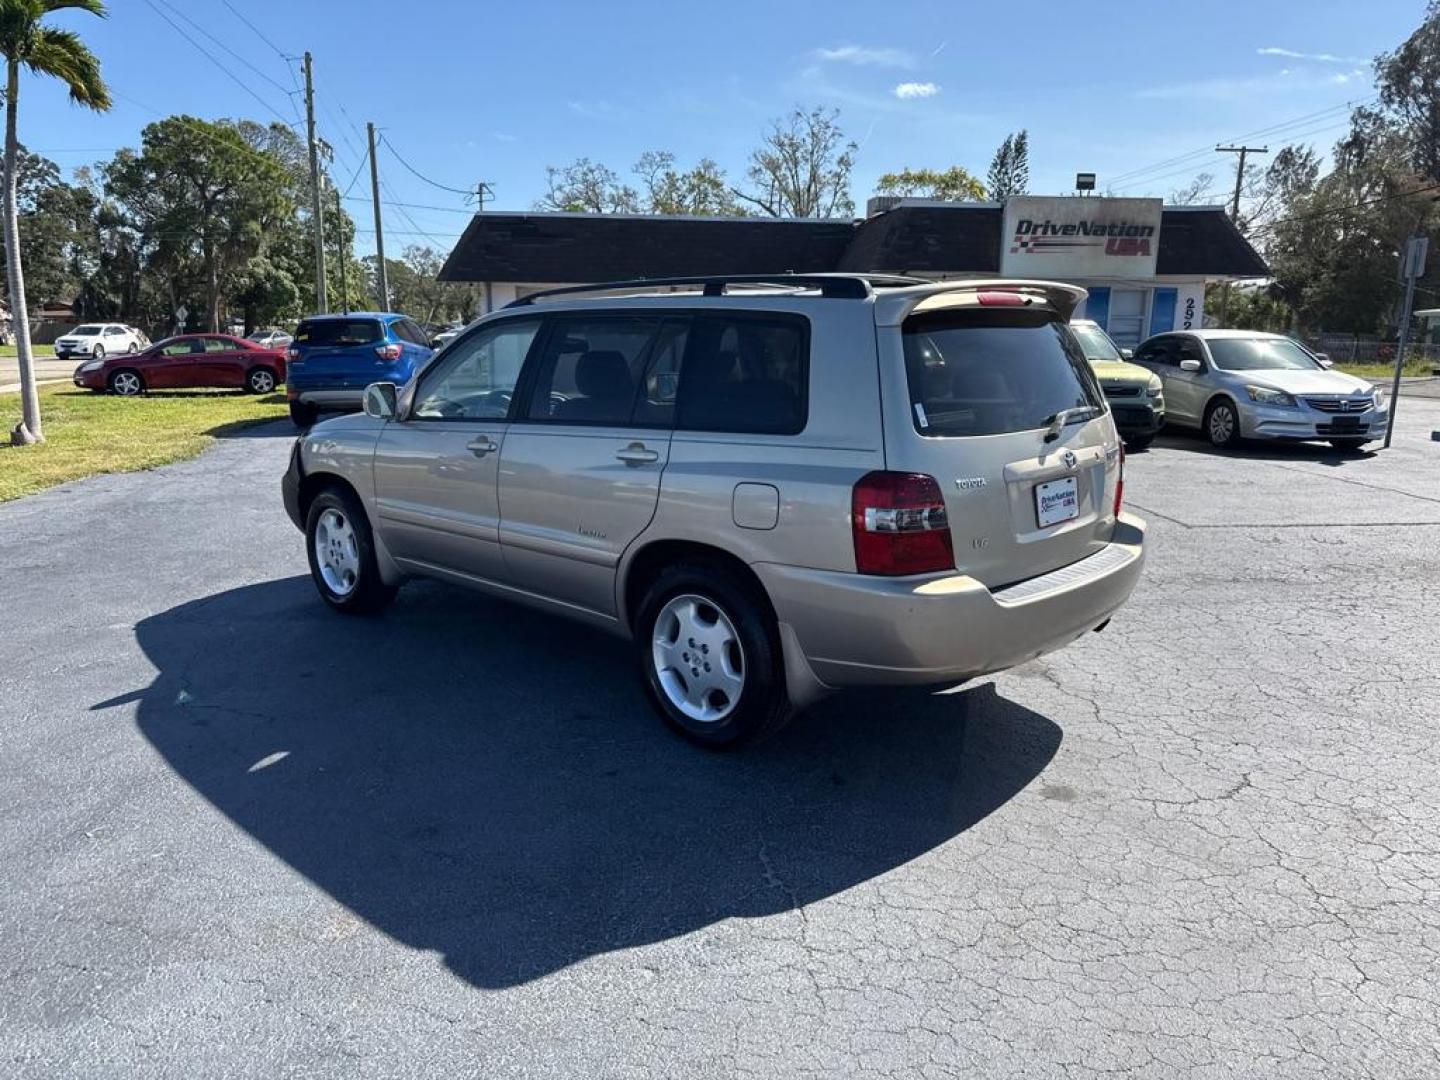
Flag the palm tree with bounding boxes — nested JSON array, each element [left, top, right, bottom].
[[1, 0, 109, 445]]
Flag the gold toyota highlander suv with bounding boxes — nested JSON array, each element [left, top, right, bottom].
[[282, 275, 1147, 747]]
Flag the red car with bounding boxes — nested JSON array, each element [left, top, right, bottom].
[[72, 333, 287, 396]]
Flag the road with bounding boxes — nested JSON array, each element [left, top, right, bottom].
[[0, 354, 75, 394], [3, 403, 1439, 1078]]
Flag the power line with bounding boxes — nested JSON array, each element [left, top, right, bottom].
[[380, 135, 474, 196], [341, 193, 473, 215], [139, 0, 295, 127], [152, 0, 294, 97], [1245, 180, 1440, 240], [219, 0, 291, 60]]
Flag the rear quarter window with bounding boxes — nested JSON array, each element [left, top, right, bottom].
[[294, 319, 382, 347], [675, 313, 808, 435], [902, 309, 1104, 437]]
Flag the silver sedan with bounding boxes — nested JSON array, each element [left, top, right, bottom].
[[1132, 330, 1388, 450]]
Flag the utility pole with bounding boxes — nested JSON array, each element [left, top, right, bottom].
[[1384, 235, 1428, 449], [334, 185, 349, 314], [367, 122, 389, 311], [303, 52, 328, 314], [475, 180, 495, 313], [1215, 145, 1267, 327]]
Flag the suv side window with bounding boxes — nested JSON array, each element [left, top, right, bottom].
[[393, 318, 427, 347], [1135, 338, 1175, 366], [1177, 338, 1207, 368], [522, 316, 661, 425], [411, 318, 541, 421], [676, 313, 808, 435]]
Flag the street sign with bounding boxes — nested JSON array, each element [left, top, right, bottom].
[[1404, 236, 1429, 280], [175, 305, 188, 325]]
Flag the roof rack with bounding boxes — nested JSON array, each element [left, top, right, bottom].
[[504, 273, 933, 308]]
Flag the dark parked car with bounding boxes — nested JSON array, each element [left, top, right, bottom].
[[285, 312, 433, 427], [72, 333, 287, 395]]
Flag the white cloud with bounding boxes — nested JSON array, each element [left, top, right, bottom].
[[815, 45, 914, 69], [894, 81, 940, 100], [492, 131, 518, 143], [1257, 46, 1362, 64]]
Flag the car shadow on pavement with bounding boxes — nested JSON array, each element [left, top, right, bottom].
[[108, 576, 1062, 989], [1152, 427, 1375, 464]]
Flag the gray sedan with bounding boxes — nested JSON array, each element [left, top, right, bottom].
[[1132, 330, 1387, 450]]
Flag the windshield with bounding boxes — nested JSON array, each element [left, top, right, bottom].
[[71, 325, 104, 336], [1070, 323, 1123, 362], [1208, 338, 1321, 372], [902, 309, 1105, 437]]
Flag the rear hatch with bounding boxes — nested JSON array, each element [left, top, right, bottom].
[[878, 293, 1120, 588], [289, 317, 386, 388]]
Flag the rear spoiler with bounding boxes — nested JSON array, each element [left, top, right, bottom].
[[874, 279, 1088, 327]]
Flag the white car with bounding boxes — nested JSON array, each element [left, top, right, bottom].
[[247, 329, 294, 349], [53, 323, 146, 362]]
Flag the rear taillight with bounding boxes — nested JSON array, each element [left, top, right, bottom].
[[1113, 444, 1126, 517], [976, 290, 1030, 306], [852, 471, 955, 576], [375, 343, 403, 362], [286, 346, 299, 361]]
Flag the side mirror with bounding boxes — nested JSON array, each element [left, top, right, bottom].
[[1179, 358, 1203, 372], [1120, 348, 1134, 360], [1316, 353, 1334, 369], [363, 381, 398, 420]]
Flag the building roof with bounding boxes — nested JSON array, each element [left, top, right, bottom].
[[440, 203, 1269, 284], [440, 212, 857, 284]]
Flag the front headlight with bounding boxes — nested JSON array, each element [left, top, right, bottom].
[[1372, 388, 1386, 410], [78, 360, 102, 373], [1246, 385, 1296, 407], [1146, 375, 1164, 397]]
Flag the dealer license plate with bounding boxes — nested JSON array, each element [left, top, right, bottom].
[[1035, 477, 1079, 528]]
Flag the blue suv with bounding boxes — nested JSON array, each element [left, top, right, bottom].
[[286, 312, 434, 427]]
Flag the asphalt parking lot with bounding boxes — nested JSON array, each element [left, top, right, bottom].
[[3, 400, 1439, 1079]]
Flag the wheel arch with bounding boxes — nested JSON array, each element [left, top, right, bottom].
[[619, 538, 776, 634], [295, 470, 404, 586]]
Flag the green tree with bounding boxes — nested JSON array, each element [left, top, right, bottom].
[[1373, 0, 1440, 181], [874, 166, 986, 202], [537, 158, 640, 214], [2, 0, 110, 446], [986, 130, 1030, 201], [634, 151, 741, 215], [734, 105, 857, 218], [105, 116, 296, 333]]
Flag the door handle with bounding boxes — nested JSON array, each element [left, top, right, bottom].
[[615, 442, 660, 466], [466, 437, 498, 457]]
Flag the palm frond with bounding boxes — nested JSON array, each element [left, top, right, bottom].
[[41, 1, 107, 16], [24, 25, 109, 110]]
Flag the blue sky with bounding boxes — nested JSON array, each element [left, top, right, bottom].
[[23, 0, 1424, 258]]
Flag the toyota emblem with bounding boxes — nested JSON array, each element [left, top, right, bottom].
[[1061, 449, 1078, 470]]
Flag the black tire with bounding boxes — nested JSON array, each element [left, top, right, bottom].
[[246, 366, 278, 394], [1124, 434, 1155, 452], [108, 368, 145, 396], [304, 487, 396, 615], [127, 342, 137, 354], [635, 560, 791, 748], [1330, 438, 1370, 452], [1203, 398, 1242, 448], [289, 400, 319, 428], [93, 344, 105, 361]]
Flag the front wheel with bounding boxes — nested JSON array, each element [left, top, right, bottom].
[[246, 366, 277, 394], [127, 342, 138, 354], [304, 488, 396, 615], [93, 344, 106, 361], [636, 561, 791, 748], [108, 369, 144, 396], [1204, 399, 1242, 448]]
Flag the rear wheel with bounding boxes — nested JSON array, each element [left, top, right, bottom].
[[636, 561, 790, 748], [304, 487, 395, 615], [1204, 398, 1241, 448], [108, 369, 144, 396], [289, 400, 319, 428], [246, 366, 277, 394]]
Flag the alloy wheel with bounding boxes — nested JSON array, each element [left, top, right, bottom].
[[651, 593, 746, 723], [250, 369, 276, 393], [314, 508, 361, 597], [1208, 404, 1236, 445], [111, 372, 142, 396]]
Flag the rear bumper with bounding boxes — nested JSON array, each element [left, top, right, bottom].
[[756, 513, 1146, 689], [288, 387, 366, 408]]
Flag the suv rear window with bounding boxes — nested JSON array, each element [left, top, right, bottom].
[[294, 319, 382, 347], [902, 309, 1104, 437]]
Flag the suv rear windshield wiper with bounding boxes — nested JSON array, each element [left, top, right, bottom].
[[1043, 406, 1099, 442]]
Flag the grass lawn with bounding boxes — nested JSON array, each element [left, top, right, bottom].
[[1334, 360, 1436, 380], [0, 385, 289, 502], [0, 345, 56, 358]]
